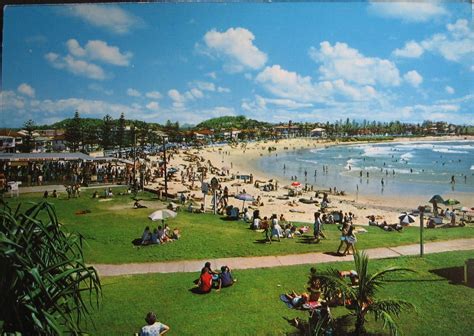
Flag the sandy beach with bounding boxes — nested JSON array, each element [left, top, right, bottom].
[[147, 136, 474, 226]]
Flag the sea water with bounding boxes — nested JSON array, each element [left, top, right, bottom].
[[257, 140, 474, 197]]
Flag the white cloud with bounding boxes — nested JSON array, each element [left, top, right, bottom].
[[202, 27, 267, 72], [145, 91, 162, 99], [309, 41, 401, 87], [445, 86, 455, 94], [66, 39, 132, 66], [45, 52, 106, 80], [420, 19, 474, 63], [189, 88, 204, 99], [66, 39, 86, 57], [168, 89, 186, 109], [403, 70, 423, 87], [217, 86, 231, 93], [127, 88, 141, 97], [146, 101, 160, 111], [88, 83, 113, 95], [206, 72, 217, 79], [368, 2, 448, 22], [193, 81, 216, 92], [17, 83, 35, 98], [242, 95, 313, 113], [393, 41, 424, 58], [255, 64, 378, 103], [63, 4, 143, 34]]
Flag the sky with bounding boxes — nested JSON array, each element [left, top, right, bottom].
[[1, 1, 473, 127]]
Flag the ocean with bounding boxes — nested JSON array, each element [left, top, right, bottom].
[[257, 140, 474, 197]]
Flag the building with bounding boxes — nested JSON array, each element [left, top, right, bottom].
[[310, 127, 327, 138]]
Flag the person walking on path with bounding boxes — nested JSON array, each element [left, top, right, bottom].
[[336, 223, 350, 255], [313, 212, 326, 243], [342, 226, 357, 256]]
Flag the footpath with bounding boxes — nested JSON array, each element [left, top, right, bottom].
[[94, 238, 474, 277]]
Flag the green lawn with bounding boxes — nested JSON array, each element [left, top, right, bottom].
[[85, 250, 474, 335], [4, 188, 474, 264]]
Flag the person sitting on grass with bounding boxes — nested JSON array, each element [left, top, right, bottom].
[[217, 266, 236, 291], [243, 208, 251, 222], [150, 229, 160, 245], [139, 311, 170, 336], [196, 267, 213, 294], [141, 226, 151, 245], [171, 227, 181, 240], [339, 270, 359, 286], [52, 189, 58, 198]]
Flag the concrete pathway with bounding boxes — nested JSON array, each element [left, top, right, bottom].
[[94, 238, 474, 277]]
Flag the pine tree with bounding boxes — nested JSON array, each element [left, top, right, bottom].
[[101, 114, 114, 150], [21, 119, 36, 153], [117, 113, 126, 156], [65, 111, 82, 152]]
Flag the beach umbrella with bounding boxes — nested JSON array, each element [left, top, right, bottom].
[[291, 181, 301, 187], [429, 195, 444, 204], [235, 193, 254, 210], [148, 209, 177, 221], [443, 198, 460, 210], [398, 212, 416, 225], [459, 206, 470, 221]]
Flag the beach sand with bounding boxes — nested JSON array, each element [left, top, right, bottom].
[[147, 136, 473, 226]]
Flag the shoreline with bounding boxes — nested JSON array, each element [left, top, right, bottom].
[[195, 136, 473, 224]]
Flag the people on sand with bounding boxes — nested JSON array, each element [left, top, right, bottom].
[[139, 311, 170, 336]]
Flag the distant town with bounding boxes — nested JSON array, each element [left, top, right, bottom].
[[1, 113, 473, 154]]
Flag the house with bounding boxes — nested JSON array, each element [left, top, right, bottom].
[[310, 127, 327, 138], [52, 134, 67, 151]]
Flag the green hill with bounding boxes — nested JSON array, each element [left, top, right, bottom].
[[195, 115, 270, 130]]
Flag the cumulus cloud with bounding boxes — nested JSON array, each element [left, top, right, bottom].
[[255, 64, 377, 103], [45, 52, 106, 80], [217, 86, 231, 93], [146, 101, 160, 111], [393, 19, 474, 64], [202, 27, 267, 72], [368, 1, 448, 23], [17, 83, 35, 98], [145, 91, 162, 99], [62, 4, 143, 34], [309, 41, 401, 87], [403, 70, 423, 87], [193, 81, 216, 92], [420, 19, 474, 63], [445, 86, 455, 94], [393, 41, 424, 58], [168, 89, 187, 109], [66, 39, 132, 66], [127, 88, 141, 97]]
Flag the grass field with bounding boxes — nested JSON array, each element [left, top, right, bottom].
[[4, 187, 474, 264], [84, 250, 474, 335]]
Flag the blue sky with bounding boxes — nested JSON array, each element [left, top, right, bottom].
[[1, 2, 473, 127]]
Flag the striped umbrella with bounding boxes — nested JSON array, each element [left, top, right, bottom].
[[398, 212, 416, 225]]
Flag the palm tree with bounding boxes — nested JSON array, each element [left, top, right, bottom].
[[314, 251, 414, 335], [0, 200, 101, 334]]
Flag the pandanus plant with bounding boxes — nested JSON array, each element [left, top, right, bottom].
[[311, 251, 415, 336], [0, 200, 101, 334]]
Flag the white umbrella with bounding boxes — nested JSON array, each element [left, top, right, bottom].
[[398, 212, 416, 225], [148, 209, 177, 221]]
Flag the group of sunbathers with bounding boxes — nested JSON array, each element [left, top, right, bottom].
[[140, 224, 180, 245], [368, 215, 403, 232]]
